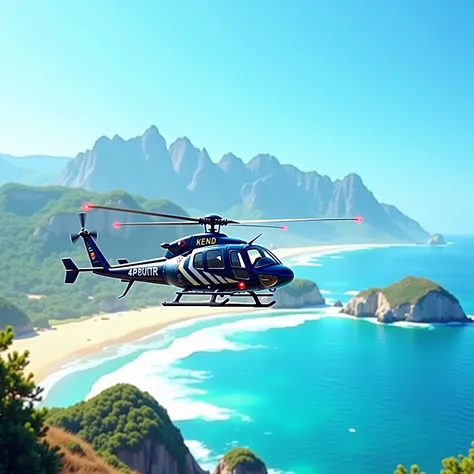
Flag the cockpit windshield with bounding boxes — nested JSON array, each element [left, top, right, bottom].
[[246, 246, 281, 268]]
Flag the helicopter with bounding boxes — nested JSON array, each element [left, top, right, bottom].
[[61, 202, 363, 308]]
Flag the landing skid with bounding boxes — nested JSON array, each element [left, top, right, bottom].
[[162, 289, 276, 308]]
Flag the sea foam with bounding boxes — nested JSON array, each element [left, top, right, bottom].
[[84, 311, 327, 422]]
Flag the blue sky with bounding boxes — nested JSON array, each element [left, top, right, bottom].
[[0, 0, 473, 233]]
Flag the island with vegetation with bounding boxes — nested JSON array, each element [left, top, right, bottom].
[[2, 323, 474, 474], [344, 276, 469, 323], [214, 448, 267, 474], [274, 278, 325, 308], [427, 233, 446, 245]]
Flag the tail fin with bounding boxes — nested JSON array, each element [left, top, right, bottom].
[[62, 258, 80, 284], [83, 235, 110, 269]]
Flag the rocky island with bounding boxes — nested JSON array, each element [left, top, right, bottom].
[[428, 233, 446, 245], [343, 276, 469, 324], [214, 448, 267, 474], [274, 278, 325, 308]]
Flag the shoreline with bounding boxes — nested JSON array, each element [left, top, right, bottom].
[[9, 242, 409, 384]]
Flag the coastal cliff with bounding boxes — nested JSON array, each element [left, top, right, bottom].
[[344, 276, 469, 323], [46, 384, 208, 474], [213, 448, 267, 474], [274, 278, 325, 308]]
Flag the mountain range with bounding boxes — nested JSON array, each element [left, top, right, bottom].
[[3, 126, 429, 243]]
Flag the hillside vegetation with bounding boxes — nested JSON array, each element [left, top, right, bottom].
[[46, 384, 190, 474], [0, 294, 31, 328], [0, 183, 196, 323], [358, 276, 458, 306], [45, 426, 135, 474]]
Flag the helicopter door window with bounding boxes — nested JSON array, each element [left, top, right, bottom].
[[230, 250, 249, 280], [206, 250, 225, 269], [230, 251, 245, 268], [193, 252, 204, 270]]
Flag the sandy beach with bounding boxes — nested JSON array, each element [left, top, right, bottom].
[[9, 242, 391, 384]]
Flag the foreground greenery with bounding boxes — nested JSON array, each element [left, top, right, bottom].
[[46, 384, 189, 474], [359, 276, 458, 306], [0, 325, 63, 473], [0, 183, 197, 324]]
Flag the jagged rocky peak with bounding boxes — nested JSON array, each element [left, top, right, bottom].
[[169, 137, 201, 182], [213, 448, 267, 474], [141, 125, 169, 157], [246, 154, 282, 177], [218, 153, 246, 172]]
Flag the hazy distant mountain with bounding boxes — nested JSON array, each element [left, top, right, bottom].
[[18, 125, 428, 242], [0, 154, 71, 186]]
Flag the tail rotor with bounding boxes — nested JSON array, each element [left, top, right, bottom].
[[70, 212, 99, 244]]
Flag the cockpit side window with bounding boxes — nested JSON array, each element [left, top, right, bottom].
[[247, 248, 264, 266], [206, 249, 224, 269], [193, 252, 204, 270]]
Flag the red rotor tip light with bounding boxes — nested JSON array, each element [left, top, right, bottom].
[[237, 281, 246, 290], [113, 222, 121, 229], [281, 225, 288, 232], [82, 202, 92, 211], [355, 215, 363, 223]]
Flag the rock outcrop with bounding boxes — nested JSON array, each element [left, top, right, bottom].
[[344, 276, 469, 323], [274, 279, 325, 308], [213, 448, 267, 474], [333, 300, 343, 308], [117, 441, 207, 474], [428, 233, 446, 245]]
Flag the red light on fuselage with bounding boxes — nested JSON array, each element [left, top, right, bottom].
[[237, 281, 246, 290], [281, 225, 288, 232], [113, 222, 121, 229], [355, 215, 363, 223], [178, 240, 186, 247]]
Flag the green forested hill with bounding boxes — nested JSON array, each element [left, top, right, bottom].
[[0, 183, 199, 323]]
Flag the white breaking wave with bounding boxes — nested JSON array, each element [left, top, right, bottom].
[[84, 312, 326, 422], [320, 289, 332, 295], [185, 440, 219, 472], [344, 290, 359, 296]]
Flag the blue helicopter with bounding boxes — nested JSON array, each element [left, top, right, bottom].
[[62, 203, 363, 308]]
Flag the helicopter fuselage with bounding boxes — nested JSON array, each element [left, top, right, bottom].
[[91, 241, 294, 292]]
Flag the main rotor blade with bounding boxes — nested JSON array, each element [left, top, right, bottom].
[[85, 204, 201, 223], [236, 216, 362, 224], [228, 223, 286, 229], [70, 233, 81, 244], [89, 230, 98, 239], [114, 221, 199, 227], [79, 212, 86, 228]]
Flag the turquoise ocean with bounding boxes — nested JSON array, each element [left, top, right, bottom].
[[39, 236, 474, 474]]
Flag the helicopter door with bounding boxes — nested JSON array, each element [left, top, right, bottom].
[[229, 250, 249, 280]]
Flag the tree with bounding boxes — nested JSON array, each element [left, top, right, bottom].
[[394, 464, 425, 474], [0, 325, 63, 474]]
